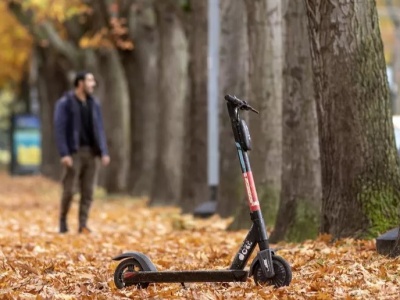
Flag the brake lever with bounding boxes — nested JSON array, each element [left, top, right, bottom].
[[249, 107, 259, 114], [226, 94, 259, 113], [239, 103, 259, 114]]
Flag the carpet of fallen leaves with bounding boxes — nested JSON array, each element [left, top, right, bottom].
[[0, 173, 399, 300]]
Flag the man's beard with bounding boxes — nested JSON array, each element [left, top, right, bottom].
[[84, 88, 93, 96]]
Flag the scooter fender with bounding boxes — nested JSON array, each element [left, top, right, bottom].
[[249, 249, 275, 277], [112, 251, 158, 272]]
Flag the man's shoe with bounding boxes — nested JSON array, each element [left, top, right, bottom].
[[60, 220, 68, 233], [78, 226, 92, 234]]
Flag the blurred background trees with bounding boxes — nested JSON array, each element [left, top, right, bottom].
[[1, 0, 400, 246]]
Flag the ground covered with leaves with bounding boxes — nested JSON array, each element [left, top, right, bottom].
[[0, 173, 399, 299]]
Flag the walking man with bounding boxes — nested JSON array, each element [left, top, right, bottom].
[[54, 71, 110, 234]]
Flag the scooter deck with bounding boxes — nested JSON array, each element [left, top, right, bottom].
[[124, 269, 249, 284]]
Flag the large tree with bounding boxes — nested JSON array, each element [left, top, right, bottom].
[[150, 0, 188, 206], [179, 0, 209, 213], [270, 0, 321, 243], [36, 46, 71, 180], [123, 0, 159, 196], [304, 0, 400, 240], [216, 0, 249, 218], [229, 0, 283, 229]]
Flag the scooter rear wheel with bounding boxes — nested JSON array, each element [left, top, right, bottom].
[[253, 255, 292, 288], [114, 258, 149, 289]]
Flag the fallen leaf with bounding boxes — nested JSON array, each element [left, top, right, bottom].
[[0, 173, 399, 299]]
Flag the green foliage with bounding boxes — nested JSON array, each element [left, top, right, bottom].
[[0, 2, 32, 90]]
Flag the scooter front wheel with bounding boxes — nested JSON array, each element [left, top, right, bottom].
[[114, 258, 149, 289], [253, 255, 292, 288]]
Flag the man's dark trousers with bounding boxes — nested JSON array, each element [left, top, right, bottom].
[[59, 147, 99, 231]]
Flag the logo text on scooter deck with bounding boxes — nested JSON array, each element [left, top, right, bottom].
[[243, 172, 260, 211], [238, 240, 253, 261]]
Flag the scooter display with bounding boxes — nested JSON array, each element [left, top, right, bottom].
[[112, 94, 292, 289]]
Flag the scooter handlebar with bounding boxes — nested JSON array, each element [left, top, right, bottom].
[[224, 94, 259, 114], [224, 94, 244, 106]]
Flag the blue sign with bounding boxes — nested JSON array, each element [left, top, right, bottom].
[[10, 114, 41, 175], [14, 114, 41, 129]]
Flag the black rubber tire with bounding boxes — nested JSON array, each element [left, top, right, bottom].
[[253, 255, 292, 287], [113, 258, 149, 289]]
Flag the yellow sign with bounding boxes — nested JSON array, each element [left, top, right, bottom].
[[17, 145, 41, 166]]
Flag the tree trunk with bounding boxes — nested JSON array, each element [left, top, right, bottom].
[[124, 0, 159, 196], [15, 72, 30, 112], [150, 1, 188, 206], [180, 1, 209, 213], [230, 0, 283, 229], [37, 45, 70, 180], [97, 48, 131, 193], [216, 0, 249, 218], [304, 0, 400, 239], [270, 0, 321, 243]]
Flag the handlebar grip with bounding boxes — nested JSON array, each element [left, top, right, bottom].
[[224, 94, 236, 102], [225, 94, 259, 114], [224, 94, 243, 106]]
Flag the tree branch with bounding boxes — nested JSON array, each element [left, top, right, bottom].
[[64, 15, 89, 45], [95, 0, 135, 49], [8, 1, 80, 65], [97, 0, 114, 30], [8, 1, 44, 39], [120, 0, 136, 18], [41, 22, 81, 63]]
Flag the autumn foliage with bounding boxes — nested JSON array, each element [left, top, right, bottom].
[[0, 173, 398, 299], [0, 0, 395, 91], [0, 1, 32, 88], [0, 0, 133, 91]]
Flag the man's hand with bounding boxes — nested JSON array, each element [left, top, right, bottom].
[[61, 156, 73, 167], [101, 155, 110, 166]]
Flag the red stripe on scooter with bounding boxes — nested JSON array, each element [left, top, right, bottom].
[[243, 171, 260, 212]]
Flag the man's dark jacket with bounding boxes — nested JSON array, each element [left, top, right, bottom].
[[54, 91, 108, 157]]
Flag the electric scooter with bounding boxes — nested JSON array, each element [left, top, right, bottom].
[[112, 94, 292, 289]]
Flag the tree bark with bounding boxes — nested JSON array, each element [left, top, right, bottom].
[[123, 0, 159, 196], [36, 45, 70, 180], [304, 0, 400, 239], [150, 1, 188, 206], [216, 0, 249, 218], [229, 0, 283, 230], [179, 1, 209, 213], [96, 48, 131, 193], [270, 0, 321, 243]]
